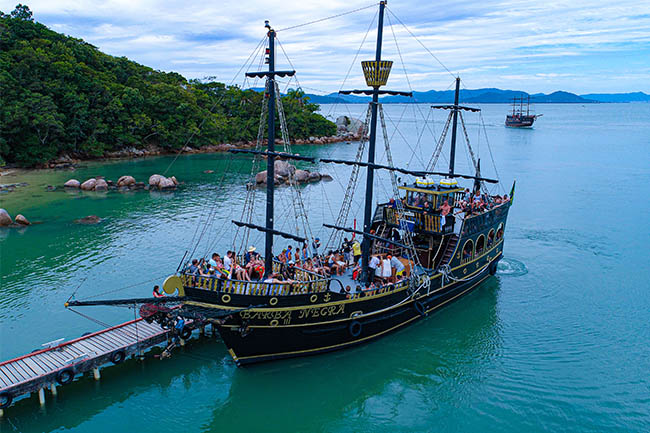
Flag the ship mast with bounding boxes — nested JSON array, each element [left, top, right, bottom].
[[448, 77, 460, 176], [360, 1, 386, 282], [264, 23, 276, 277], [242, 21, 296, 277]]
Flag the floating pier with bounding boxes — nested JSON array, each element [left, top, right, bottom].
[[0, 318, 177, 411]]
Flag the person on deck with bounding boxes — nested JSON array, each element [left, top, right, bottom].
[[244, 246, 256, 265], [352, 239, 362, 264], [208, 253, 219, 268], [342, 238, 352, 264], [438, 200, 452, 227], [153, 285, 165, 298], [389, 255, 406, 282], [224, 251, 233, 274], [294, 247, 301, 264], [381, 255, 392, 283], [388, 198, 397, 209], [423, 201, 433, 214], [311, 238, 321, 257], [369, 255, 380, 282]]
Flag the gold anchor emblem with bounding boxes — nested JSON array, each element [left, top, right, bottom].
[[324, 292, 331, 302]]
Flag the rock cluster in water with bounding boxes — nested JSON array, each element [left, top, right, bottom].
[[0, 208, 31, 227], [64, 174, 178, 191], [73, 215, 102, 225], [254, 160, 332, 186]]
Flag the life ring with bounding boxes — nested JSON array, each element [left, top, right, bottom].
[[269, 297, 278, 306], [0, 392, 12, 409], [180, 327, 192, 340], [221, 294, 231, 304], [349, 320, 362, 338], [56, 368, 74, 385], [414, 300, 426, 316], [310, 294, 318, 303], [111, 350, 125, 364]]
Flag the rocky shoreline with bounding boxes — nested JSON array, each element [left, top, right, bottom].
[[36, 116, 365, 170], [42, 133, 362, 171]]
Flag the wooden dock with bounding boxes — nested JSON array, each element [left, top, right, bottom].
[[0, 318, 174, 411]]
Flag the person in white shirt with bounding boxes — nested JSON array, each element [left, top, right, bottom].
[[369, 255, 380, 282], [224, 251, 233, 273], [381, 256, 392, 282]]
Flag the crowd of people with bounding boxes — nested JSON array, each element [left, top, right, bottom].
[[182, 233, 411, 293], [455, 188, 510, 217]]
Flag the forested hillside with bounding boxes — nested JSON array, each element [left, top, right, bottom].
[[0, 5, 336, 166]]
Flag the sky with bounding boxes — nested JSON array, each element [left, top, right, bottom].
[[2, 0, 649, 94]]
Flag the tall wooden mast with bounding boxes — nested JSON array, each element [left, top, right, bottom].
[[244, 21, 295, 276], [360, 0, 387, 282]]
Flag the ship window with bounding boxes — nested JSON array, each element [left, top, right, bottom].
[[496, 223, 504, 240], [488, 229, 495, 247], [476, 235, 485, 255], [462, 240, 474, 262]]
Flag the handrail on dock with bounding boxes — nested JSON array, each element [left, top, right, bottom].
[[0, 317, 185, 412]]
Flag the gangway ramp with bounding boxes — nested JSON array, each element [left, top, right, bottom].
[[0, 318, 172, 410]]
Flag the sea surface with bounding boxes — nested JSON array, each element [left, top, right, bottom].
[[0, 103, 649, 432]]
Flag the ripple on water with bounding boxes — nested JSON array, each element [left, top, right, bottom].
[[497, 257, 528, 277]]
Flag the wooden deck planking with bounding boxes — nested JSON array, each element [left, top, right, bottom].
[[0, 318, 173, 408]]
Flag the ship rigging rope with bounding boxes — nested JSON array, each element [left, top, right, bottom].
[[276, 3, 378, 33], [161, 35, 267, 177], [325, 9, 378, 121], [385, 7, 457, 80], [385, 10, 440, 167], [78, 274, 171, 301]]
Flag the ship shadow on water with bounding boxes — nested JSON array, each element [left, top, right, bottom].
[[206, 278, 503, 431]]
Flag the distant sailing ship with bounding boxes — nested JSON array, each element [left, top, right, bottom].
[[68, 1, 516, 366], [505, 95, 541, 127]]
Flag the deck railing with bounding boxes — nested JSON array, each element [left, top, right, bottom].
[[384, 207, 448, 234], [180, 271, 329, 296]]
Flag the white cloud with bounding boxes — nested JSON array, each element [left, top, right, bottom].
[[2, 0, 649, 93]]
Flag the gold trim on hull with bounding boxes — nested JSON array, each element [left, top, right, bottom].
[[230, 272, 492, 363]]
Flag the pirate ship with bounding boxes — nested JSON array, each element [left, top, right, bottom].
[[68, 1, 515, 366], [505, 95, 542, 127]]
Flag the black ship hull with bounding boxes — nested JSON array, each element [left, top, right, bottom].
[[179, 202, 511, 366], [505, 114, 536, 128], [218, 254, 500, 365]]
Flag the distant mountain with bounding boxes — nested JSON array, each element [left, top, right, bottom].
[[580, 92, 650, 103], [303, 88, 597, 104]]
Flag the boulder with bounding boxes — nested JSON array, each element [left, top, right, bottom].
[[64, 179, 80, 188], [170, 176, 178, 186], [117, 175, 136, 187], [336, 115, 365, 135], [15, 214, 30, 226], [255, 171, 267, 184], [294, 169, 310, 183], [74, 215, 101, 225], [203, 170, 214, 174], [274, 160, 296, 177], [80, 178, 97, 191], [158, 177, 176, 190], [321, 174, 333, 181], [149, 174, 164, 187], [308, 172, 321, 182], [0, 209, 12, 226], [94, 179, 108, 191], [134, 182, 146, 190]]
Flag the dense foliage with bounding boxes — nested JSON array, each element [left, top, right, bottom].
[[0, 5, 336, 166]]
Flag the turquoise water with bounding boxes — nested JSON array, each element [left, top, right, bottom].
[[1, 103, 649, 432]]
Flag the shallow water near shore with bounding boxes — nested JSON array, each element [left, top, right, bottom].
[[1, 103, 649, 432]]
